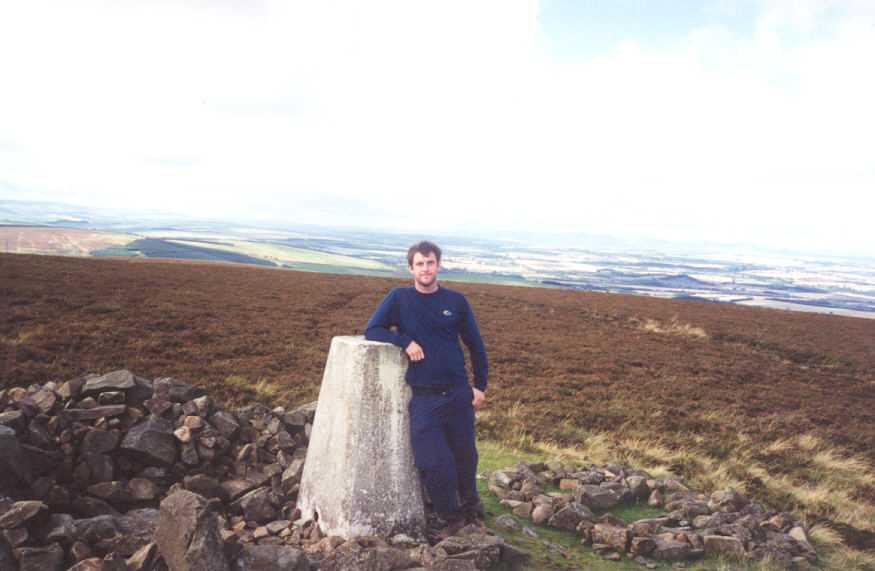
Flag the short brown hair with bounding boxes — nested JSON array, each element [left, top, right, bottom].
[[407, 240, 442, 267]]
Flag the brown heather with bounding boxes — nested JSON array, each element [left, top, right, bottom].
[[2, 252, 875, 555]]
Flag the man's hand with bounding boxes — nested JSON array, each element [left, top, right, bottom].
[[472, 387, 485, 410], [405, 341, 425, 362]]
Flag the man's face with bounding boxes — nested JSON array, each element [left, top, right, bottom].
[[409, 252, 439, 290]]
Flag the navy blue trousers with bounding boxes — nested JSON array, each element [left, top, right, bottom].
[[408, 384, 479, 517]]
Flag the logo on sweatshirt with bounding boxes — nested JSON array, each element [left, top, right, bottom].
[[443, 309, 453, 316]]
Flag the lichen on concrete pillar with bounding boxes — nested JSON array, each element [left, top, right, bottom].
[[298, 335, 426, 539]]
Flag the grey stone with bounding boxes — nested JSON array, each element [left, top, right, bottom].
[[67, 557, 104, 571], [81, 429, 122, 455], [0, 410, 26, 432], [121, 417, 177, 466], [126, 542, 159, 571], [704, 534, 746, 558], [651, 538, 694, 561], [14, 543, 64, 571], [234, 544, 309, 570], [83, 370, 136, 395], [184, 474, 227, 501], [531, 504, 553, 525], [576, 485, 621, 510], [0, 500, 48, 529], [73, 515, 120, 546], [154, 490, 230, 571], [548, 502, 594, 531], [63, 405, 127, 422], [211, 411, 240, 440], [494, 514, 519, 530], [113, 508, 160, 557], [0, 424, 32, 487], [592, 523, 631, 552], [41, 512, 75, 543], [236, 487, 278, 524]]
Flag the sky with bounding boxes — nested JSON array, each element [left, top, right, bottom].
[[1, 0, 873, 255]]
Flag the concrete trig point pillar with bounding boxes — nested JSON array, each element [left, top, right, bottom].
[[298, 335, 426, 539]]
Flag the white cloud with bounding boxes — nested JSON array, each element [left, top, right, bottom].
[[0, 0, 872, 254]]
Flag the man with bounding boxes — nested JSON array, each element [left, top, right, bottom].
[[365, 240, 488, 537]]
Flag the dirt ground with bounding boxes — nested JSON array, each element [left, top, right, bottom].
[[3, 252, 874, 465]]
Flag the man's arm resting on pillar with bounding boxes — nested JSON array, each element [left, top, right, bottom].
[[364, 290, 414, 350]]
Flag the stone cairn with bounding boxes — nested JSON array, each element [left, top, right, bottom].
[[0, 370, 526, 571], [487, 461, 818, 569]]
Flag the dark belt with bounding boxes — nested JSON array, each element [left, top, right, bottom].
[[411, 384, 452, 396]]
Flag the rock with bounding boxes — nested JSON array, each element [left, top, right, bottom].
[[558, 478, 578, 490], [630, 536, 657, 557], [494, 514, 519, 530], [98, 391, 127, 405], [592, 523, 631, 552], [121, 417, 177, 466], [0, 500, 48, 529], [234, 544, 309, 570], [84, 370, 137, 395], [39, 512, 75, 544], [530, 504, 554, 525], [72, 496, 120, 518], [0, 410, 26, 432], [154, 490, 229, 571], [625, 475, 649, 499], [82, 429, 122, 455], [73, 514, 120, 547], [512, 502, 533, 519], [708, 489, 749, 512], [704, 534, 746, 558], [211, 411, 240, 440], [0, 424, 32, 487], [630, 518, 669, 537], [113, 508, 160, 556], [63, 405, 127, 422], [67, 557, 104, 571], [434, 533, 504, 569], [221, 480, 258, 502], [14, 543, 64, 571], [30, 389, 57, 414], [320, 538, 414, 571], [548, 502, 594, 531], [646, 486, 663, 504], [280, 456, 306, 494], [88, 481, 132, 504], [2, 526, 28, 547], [236, 487, 278, 524], [576, 485, 621, 510], [184, 474, 227, 501], [651, 538, 694, 561], [162, 379, 206, 403], [126, 542, 159, 571], [129, 478, 162, 501]]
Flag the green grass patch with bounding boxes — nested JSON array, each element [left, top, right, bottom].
[[477, 440, 790, 571]]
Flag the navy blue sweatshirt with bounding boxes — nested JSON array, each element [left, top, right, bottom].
[[364, 285, 488, 391]]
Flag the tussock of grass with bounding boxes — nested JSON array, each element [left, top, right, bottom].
[[224, 374, 284, 401], [634, 315, 709, 340], [1, 323, 46, 346]]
